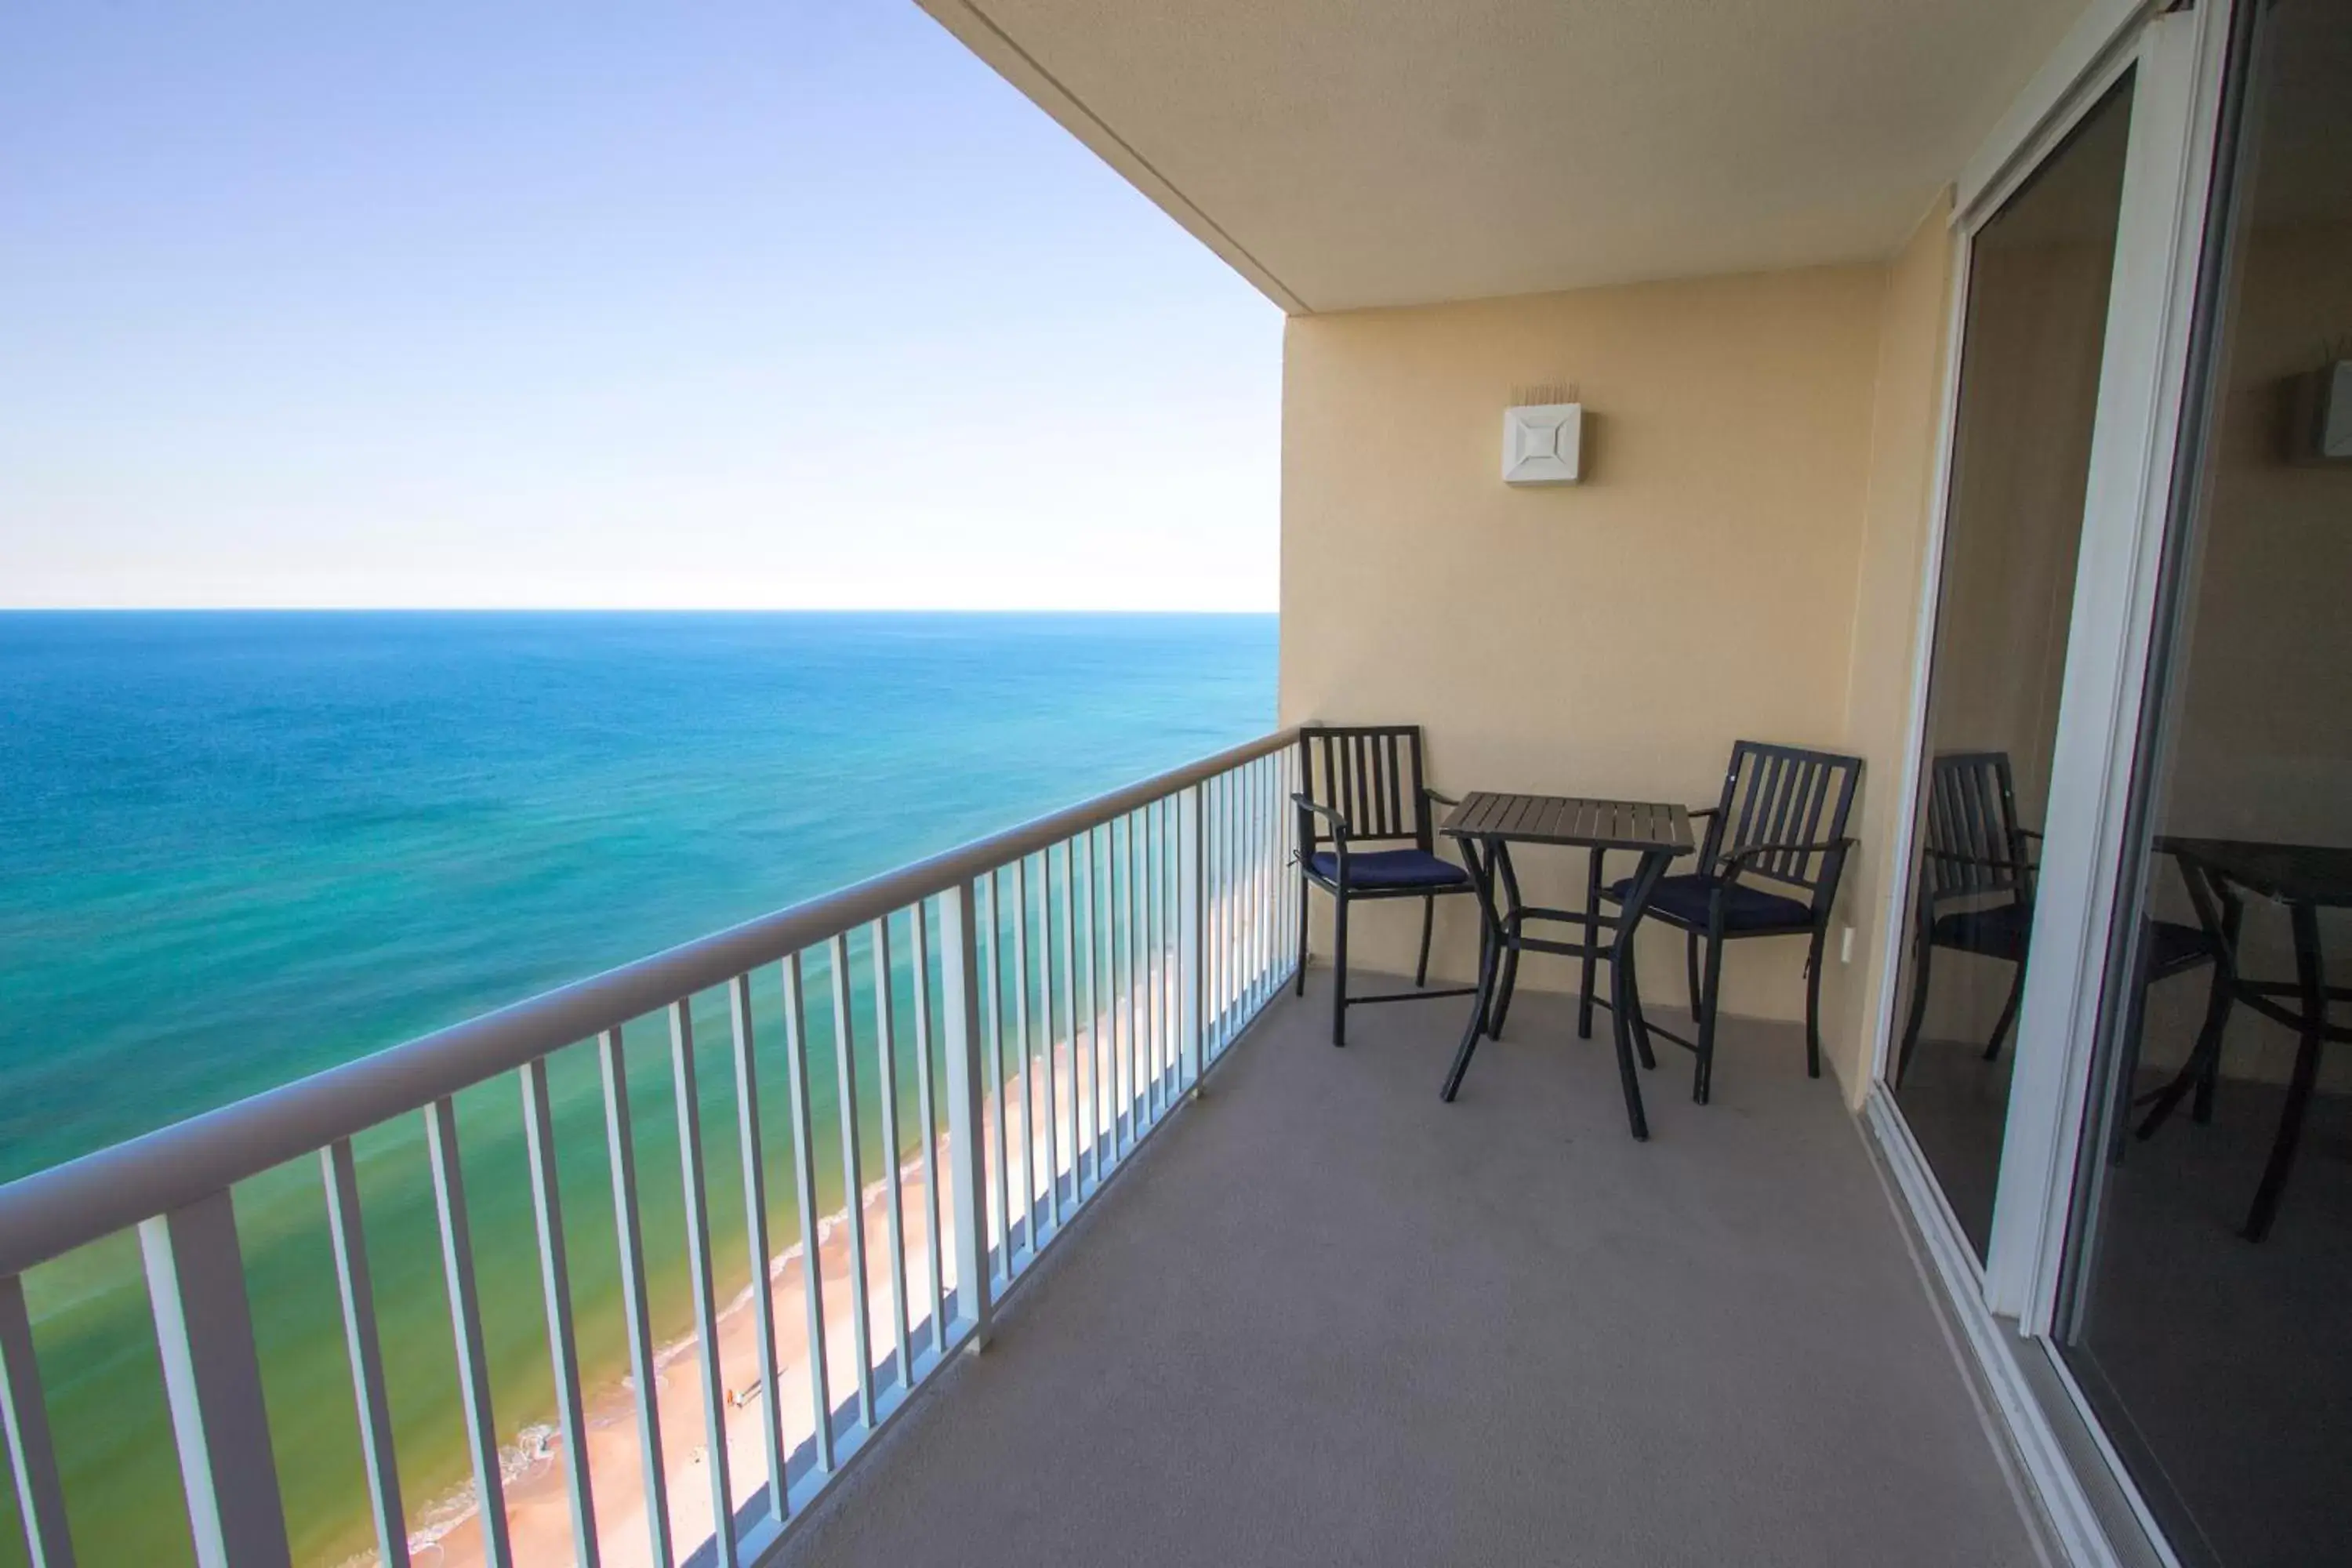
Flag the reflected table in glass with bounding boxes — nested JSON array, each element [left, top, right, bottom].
[[1438, 792, 1693, 1139], [2140, 838, 2352, 1240]]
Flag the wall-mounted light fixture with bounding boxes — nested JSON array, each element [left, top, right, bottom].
[[1501, 383, 1582, 485]]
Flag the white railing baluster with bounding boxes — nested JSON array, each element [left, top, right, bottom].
[[1129, 808, 1148, 1142], [829, 935, 877, 1429], [940, 881, 993, 1350], [1083, 829, 1105, 1189], [1, 1273, 75, 1568], [1009, 856, 1034, 1259], [779, 954, 833, 1475], [1254, 757, 1272, 1003], [668, 1003, 738, 1567], [1181, 786, 1205, 1090], [423, 1100, 514, 1568], [598, 1028, 674, 1568], [1221, 769, 1238, 1049], [726, 974, 790, 1525], [910, 901, 946, 1356], [320, 1139, 411, 1568], [981, 874, 1010, 1273], [517, 1065, 597, 1568], [140, 1190, 292, 1568], [1144, 800, 1163, 1117], [1054, 840, 1076, 1221], [870, 918, 912, 1392]]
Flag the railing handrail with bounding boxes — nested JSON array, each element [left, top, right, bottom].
[[0, 726, 1298, 1278]]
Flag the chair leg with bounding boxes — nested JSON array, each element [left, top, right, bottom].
[[2191, 959, 2234, 1125], [1694, 926, 1726, 1104], [1896, 931, 1934, 1089], [1804, 927, 1827, 1080], [1686, 933, 1703, 1024], [1414, 894, 1436, 988], [1983, 956, 2027, 1062], [1579, 852, 1602, 1041], [1294, 878, 1310, 998], [1330, 891, 1349, 1047]]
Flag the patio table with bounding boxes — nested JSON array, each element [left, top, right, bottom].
[[1439, 791, 1693, 1139], [2138, 837, 2352, 1239]]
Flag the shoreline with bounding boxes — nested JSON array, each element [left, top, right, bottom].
[[372, 1007, 1123, 1568]]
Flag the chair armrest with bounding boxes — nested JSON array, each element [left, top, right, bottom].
[[1724, 837, 1854, 875], [1291, 793, 1352, 839], [1424, 786, 1461, 809], [1922, 847, 2033, 873]]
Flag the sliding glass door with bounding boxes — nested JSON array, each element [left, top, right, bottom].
[[2057, 2, 2352, 1563], [1888, 78, 2137, 1259]]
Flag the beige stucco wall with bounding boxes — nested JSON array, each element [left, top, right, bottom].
[[1820, 199, 1958, 1101], [1279, 206, 1956, 1104]]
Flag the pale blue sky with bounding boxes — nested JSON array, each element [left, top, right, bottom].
[[0, 2, 1281, 609]]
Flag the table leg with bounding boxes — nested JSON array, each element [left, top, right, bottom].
[[1579, 850, 1602, 1041], [2135, 872, 2241, 1141], [2245, 902, 2326, 1242], [1442, 838, 1504, 1102], [1487, 842, 1526, 1038], [1606, 849, 1671, 1141]]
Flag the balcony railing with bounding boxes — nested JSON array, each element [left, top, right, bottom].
[[0, 729, 1301, 1568]]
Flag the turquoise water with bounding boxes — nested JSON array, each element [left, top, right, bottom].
[[0, 611, 1276, 1565]]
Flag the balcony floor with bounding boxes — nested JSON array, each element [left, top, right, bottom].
[[793, 975, 2042, 1567]]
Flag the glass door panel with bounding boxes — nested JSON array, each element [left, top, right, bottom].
[[1888, 78, 2137, 1258], [2060, 2, 2352, 1562]]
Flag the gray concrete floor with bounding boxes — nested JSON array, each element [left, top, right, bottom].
[[789, 976, 2044, 1567]]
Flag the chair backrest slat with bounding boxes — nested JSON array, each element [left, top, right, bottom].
[[1699, 740, 1864, 894], [1295, 724, 1433, 851], [1919, 752, 2027, 900]]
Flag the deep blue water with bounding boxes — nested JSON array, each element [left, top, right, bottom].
[[0, 611, 1276, 1183], [0, 611, 1275, 1566]]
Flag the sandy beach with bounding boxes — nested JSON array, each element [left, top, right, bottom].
[[396, 1006, 1154, 1568]]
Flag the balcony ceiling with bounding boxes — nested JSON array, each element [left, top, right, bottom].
[[920, 0, 2093, 313]]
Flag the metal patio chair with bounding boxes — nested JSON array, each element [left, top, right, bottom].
[[1588, 740, 1862, 1102], [1292, 724, 1479, 1047]]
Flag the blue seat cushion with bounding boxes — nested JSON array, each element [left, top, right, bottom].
[[1929, 901, 2031, 958], [1308, 848, 1471, 891], [1606, 873, 1811, 932]]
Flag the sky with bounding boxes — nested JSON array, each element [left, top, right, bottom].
[[0, 2, 1282, 610]]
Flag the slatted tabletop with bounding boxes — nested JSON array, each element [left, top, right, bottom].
[[2165, 837, 2352, 909], [1441, 791, 1693, 856]]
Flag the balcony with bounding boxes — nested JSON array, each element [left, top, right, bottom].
[[0, 733, 2039, 1568], [790, 979, 2038, 1568]]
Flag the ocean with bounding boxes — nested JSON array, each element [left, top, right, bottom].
[[0, 611, 1277, 1566]]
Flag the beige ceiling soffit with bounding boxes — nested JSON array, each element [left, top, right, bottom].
[[916, 0, 1312, 314]]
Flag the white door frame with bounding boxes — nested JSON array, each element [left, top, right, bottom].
[[1860, 0, 2239, 1561]]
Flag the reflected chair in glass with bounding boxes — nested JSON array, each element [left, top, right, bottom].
[[1894, 751, 2227, 1094], [1584, 740, 1863, 1103], [1291, 724, 1478, 1047]]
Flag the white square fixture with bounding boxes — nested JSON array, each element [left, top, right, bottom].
[[1501, 402, 1583, 485]]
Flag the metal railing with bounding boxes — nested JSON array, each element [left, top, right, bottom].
[[0, 730, 1301, 1568]]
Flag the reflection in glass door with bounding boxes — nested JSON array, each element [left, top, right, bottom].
[[1888, 78, 2137, 1258], [2060, 2, 2352, 1563]]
